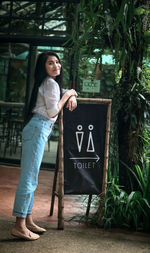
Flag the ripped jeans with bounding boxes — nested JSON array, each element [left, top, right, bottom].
[[12, 113, 54, 218]]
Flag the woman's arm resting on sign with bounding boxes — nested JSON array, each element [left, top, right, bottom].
[[56, 89, 77, 115], [66, 95, 77, 111]]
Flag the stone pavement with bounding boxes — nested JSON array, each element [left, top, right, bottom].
[[0, 216, 150, 253], [0, 165, 150, 253]]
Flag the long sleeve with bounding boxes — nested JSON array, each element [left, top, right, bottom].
[[42, 77, 60, 118], [32, 77, 60, 123]]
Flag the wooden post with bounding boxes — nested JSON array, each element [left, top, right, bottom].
[[85, 194, 92, 217], [98, 101, 112, 225], [77, 98, 111, 103], [102, 101, 112, 194], [57, 110, 64, 230], [49, 146, 59, 216]]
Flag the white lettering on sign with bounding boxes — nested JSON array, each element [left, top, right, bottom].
[[73, 161, 96, 169]]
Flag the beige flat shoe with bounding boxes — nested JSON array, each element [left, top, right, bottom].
[[11, 227, 40, 241], [26, 224, 46, 233]]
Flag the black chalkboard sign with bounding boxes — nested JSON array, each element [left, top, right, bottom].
[[63, 103, 108, 194]]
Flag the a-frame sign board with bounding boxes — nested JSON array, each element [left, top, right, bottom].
[[50, 98, 112, 229]]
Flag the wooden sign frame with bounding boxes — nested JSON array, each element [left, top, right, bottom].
[[55, 98, 112, 229]]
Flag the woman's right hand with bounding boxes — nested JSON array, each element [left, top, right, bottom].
[[65, 89, 78, 99]]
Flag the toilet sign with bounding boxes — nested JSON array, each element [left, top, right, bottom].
[[63, 103, 108, 194]]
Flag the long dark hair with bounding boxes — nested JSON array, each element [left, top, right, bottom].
[[25, 51, 63, 123]]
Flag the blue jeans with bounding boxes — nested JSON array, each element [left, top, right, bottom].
[[12, 113, 54, 218]]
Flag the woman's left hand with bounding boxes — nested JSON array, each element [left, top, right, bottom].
[[66, 95, 77, 111]]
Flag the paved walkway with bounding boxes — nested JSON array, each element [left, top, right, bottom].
[[0, 165, 150, 253]]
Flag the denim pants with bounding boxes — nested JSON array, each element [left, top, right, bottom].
[[12, 113, 54, 218]]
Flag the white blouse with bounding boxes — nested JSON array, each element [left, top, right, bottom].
[[32, 76, 64, 123]]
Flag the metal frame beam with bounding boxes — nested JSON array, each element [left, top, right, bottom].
[[0, 35, 71, 47]]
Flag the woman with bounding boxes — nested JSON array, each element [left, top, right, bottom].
[[11, 51, 77, 241]]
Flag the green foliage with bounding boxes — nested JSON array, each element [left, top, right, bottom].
[[112, 74, 150, 169], [69, 0, 150, 80], [143, 65, 150, 89], [102, 183, 139, 229], [101, 128, 150, 232], [101, 160, 150, 232]]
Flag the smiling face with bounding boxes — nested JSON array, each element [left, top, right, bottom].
[[45, 55, 61, 79]]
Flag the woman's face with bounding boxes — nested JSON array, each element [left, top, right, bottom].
[[45, 55, 61, 79]]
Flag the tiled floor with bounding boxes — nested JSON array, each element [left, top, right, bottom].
[[0, 165, 89, 226]]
